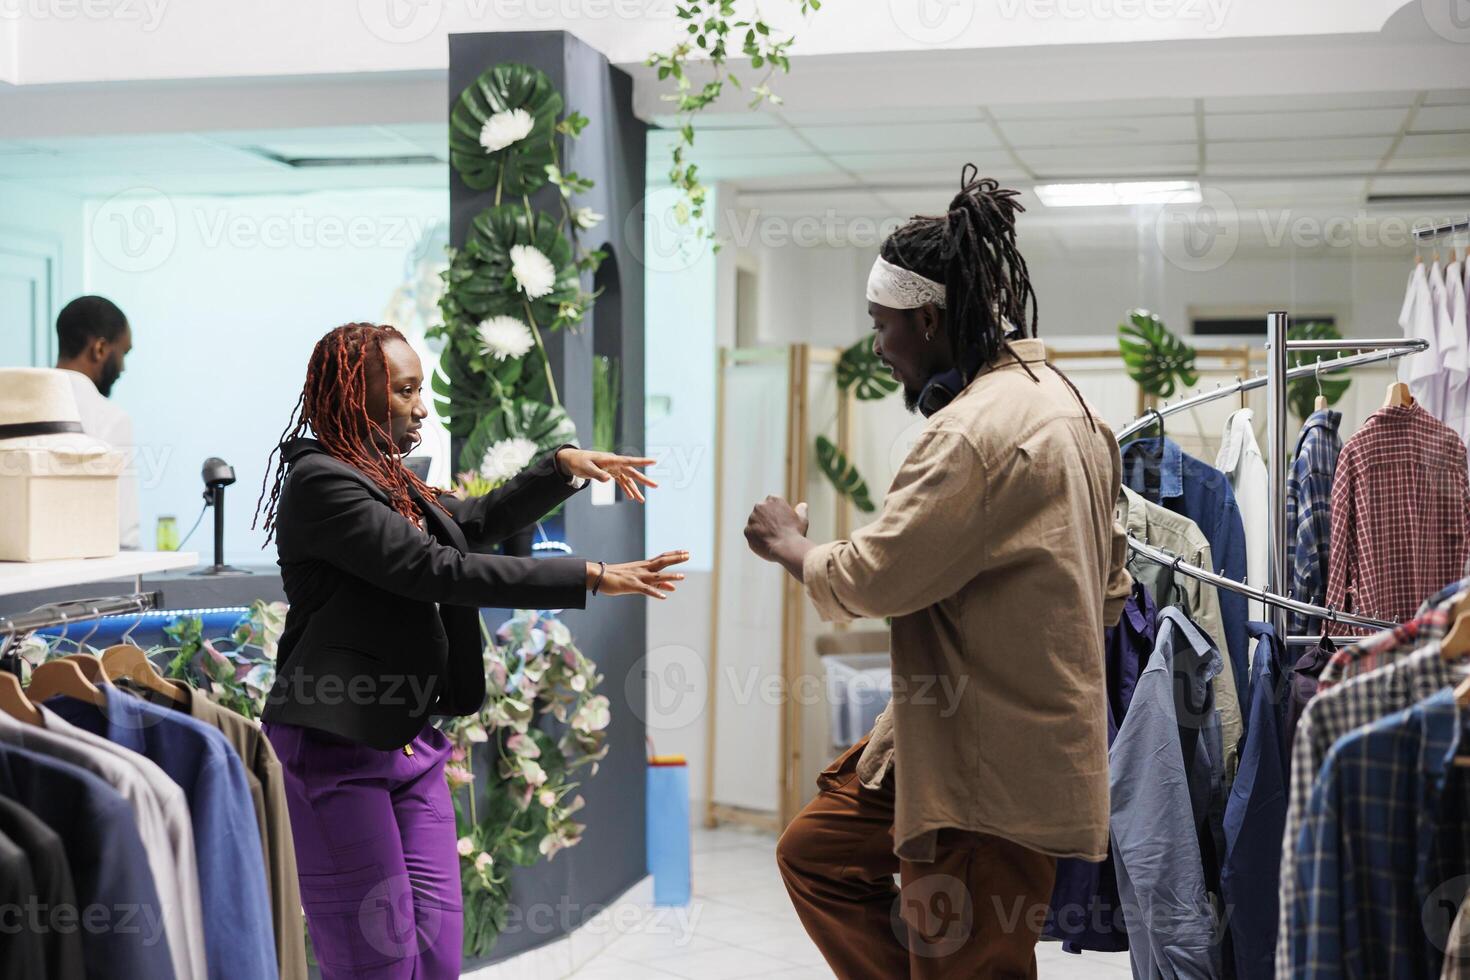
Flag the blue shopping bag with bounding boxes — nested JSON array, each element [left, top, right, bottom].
[[646, 750, 691, 906]]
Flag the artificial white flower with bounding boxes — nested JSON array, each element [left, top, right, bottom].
[[457, 836, 475, 858], [476, 315, 534, 362], [474, 852, 494, 872], [572, 207, 603, 230], [509, 244, 556, 299], [478, 108, 534, 153], [481, 437, 539, 483], [538, 789, 557, 807]]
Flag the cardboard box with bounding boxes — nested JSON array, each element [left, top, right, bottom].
[[0, 446, 125, 561]]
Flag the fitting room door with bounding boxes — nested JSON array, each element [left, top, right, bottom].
[[0, 245, 55, 367]]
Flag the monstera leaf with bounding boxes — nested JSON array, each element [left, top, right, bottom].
[[836, 336, 900, 401], [1288, 321, 1352, 419], [431, 341, 525, 438], [460, 400, 579, 474], [1118, 309, 1199, 399], [449, 63, 563, 195], [441, 205, 581, 330], [815, 435, 875, 513]]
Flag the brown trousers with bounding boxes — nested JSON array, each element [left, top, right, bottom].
[[776, 737, 1058, 980]]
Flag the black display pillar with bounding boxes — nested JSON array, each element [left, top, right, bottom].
[[448, 30, 649, 968]]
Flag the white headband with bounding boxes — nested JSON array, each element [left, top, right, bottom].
[[865, 254, 946, 309]]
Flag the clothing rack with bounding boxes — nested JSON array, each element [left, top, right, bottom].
[[1119, 313, 1429, 645], [0, 590, 162, 656], [1413, 217, 1470, 241]]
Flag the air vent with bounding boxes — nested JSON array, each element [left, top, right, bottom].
[[249, 148, 441, 168]]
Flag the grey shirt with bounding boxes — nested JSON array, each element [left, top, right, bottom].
[[1110, 605, 1225, 979], [0, 702, 206, 980]]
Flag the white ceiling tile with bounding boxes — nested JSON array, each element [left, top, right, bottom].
[[1367, 174, 1470, 196], [998, 116, 1196, 148], [646, 155, 839, 182], [989, 98, 1193, 120], [1413, 105, 1470, 132], [1424, 90, 1470, 106], [1204, 159, 1385, 177], [1017, 143, 1197, 175], [1203, 91, 1417, 113], [1380, 155, 1470, 173], [802, 122, 998, 155], [1207, 108, 1406, 141], [1207, 136, 1394, 164], [827, 149, 1016, 177], [1394, 133, 1470, 158], [778, 107, 985, 126]]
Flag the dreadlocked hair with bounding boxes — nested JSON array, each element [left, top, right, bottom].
[[253, 322, 449, 544], [881, 162, 1096, 430]]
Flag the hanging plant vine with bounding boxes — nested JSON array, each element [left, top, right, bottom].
[[645, 0, 825, 249]]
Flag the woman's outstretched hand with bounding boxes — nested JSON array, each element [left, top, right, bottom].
[[556, 448, 659, 503], [588, 551, 690, 599]]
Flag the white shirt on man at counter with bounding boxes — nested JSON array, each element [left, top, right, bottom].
[[61, 368, 140, 550]]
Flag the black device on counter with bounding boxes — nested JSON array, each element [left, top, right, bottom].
[[190, 456, 252, 577]]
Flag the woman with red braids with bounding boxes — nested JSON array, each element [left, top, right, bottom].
[[253, 322, 686, 979]]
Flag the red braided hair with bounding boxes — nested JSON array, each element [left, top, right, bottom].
[[253, 322, 448, 544]]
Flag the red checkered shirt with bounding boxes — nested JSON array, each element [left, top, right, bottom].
[[1325, 404, 1470, 631]]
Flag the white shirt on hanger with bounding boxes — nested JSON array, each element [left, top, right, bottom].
[[1444, 256, 1470, 447], [1216, 407, 1269, 630], [1401, 262, 1441, 416], [1429, 259, 1466, 429]]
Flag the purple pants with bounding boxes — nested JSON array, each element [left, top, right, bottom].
[[263, 721, 463, 980]]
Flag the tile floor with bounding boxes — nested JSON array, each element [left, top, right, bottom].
[[567, 825, 1134, 979]]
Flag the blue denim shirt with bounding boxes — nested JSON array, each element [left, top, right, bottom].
[[46, 687, 276, 980], [1222, 621, 1293, 980], [1110, 605, 1225, 979], [1122, 436, 1250, 712]]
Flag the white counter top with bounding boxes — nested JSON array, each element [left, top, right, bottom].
[[0, 552, 200, 597]]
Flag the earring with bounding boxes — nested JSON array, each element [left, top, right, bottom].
[[924, 331, 933, 342]]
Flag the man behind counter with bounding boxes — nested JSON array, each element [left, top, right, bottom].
[[54, 295, 138, 550]]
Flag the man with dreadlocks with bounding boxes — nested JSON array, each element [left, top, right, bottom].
[[745, 167, 1131, 978], [254, 322, 688, 979]]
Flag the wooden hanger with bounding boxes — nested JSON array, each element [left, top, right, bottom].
[[100, 644, 188, 706], [0, 672, 42, 726], [1313, 359, 1329, 412], [25, 659, 105, 707], [61, 654, 111, 687], [1384, 381, 1414, 408], [1454, 673, 1470, 767]]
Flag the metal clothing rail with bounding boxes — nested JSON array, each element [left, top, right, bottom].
[[0, 591, 162, 640], [1127, 539, 1396, 633], [1120, 315, 1428, 641], [1414, 218, 1470, 241]]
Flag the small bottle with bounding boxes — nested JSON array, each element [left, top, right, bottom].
[[156, 515, 179, 552]]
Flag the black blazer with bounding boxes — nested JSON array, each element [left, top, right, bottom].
[[260, 437, 588, 749]]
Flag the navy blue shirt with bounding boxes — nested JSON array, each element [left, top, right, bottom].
[[1122, 436, 1250, 714], [0, 741, 175, 980], [46, 688, 276, 980], [1222, 621, 1292, 980], [1046, 581, 1157, 953]]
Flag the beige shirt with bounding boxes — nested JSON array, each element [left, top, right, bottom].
[[1117, 485, 1243, 772], [804, 340, 1131, 863]]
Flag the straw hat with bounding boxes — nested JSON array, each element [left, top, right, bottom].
[[0, 368, 114, 454]]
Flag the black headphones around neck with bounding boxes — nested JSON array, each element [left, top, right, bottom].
[[916, 344, 987, 418]]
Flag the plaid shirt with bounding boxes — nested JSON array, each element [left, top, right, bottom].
[[1290, 687, 1469, 979], [1275, 645, 1459, 978], [1287, 411, 1342, 636], [1317, 576, 1469, 690], [1448, 898, 1470, 980], [1326, 404, 1470, 631]]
